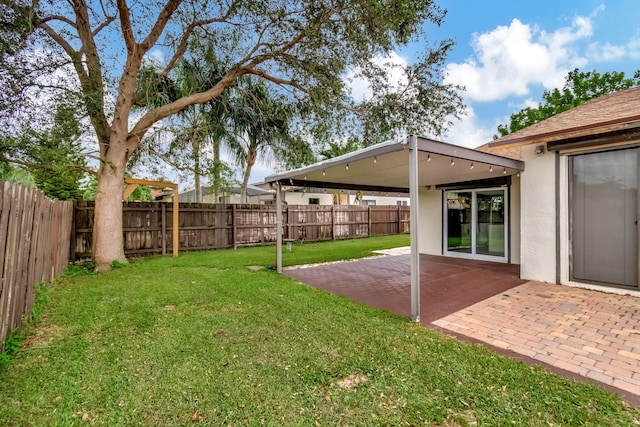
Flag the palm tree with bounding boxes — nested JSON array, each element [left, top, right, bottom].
[[136, 42, 231, 203], [172, 48, 230, 203], [319, 138, 360, 160], [226, 78, 292, 199], [319, 138, 360, 205]]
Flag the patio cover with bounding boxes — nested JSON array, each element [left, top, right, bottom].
[[265, 135, 525, 322]]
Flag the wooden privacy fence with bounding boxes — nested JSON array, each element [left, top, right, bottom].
[[0, 181, 73, 352], [72, 202, 410, 259]]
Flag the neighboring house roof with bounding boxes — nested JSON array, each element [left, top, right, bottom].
[[252, 182, 408, 197], [179, 185, 272, 202], [489, 86, 640, 148], [232, 184, 272, 197]]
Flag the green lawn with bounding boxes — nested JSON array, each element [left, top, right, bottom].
[[1, 235, 638, 426]]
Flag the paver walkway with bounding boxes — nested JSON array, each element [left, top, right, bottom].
[[433, 281, 640, 400], [285, 253, 524, 324], [285, 253, 640, 404]]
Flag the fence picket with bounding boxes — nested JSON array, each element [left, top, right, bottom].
[[72, 201, 410, 259], [0, 181, 73, 352]]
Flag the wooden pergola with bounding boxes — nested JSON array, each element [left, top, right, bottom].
[[123, 178, 179, 258]]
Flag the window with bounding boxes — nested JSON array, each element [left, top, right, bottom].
[[396, 200, 408, 206], [361, 199, 376, 205], [308, 198, 320, 205]]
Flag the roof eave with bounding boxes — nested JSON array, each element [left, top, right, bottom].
[[264, 138, 408, 184], [489, 115, 640, 149]]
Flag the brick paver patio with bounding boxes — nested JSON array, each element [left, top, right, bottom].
[[433, 281, 640, 399], [285, 253, 640, 404]]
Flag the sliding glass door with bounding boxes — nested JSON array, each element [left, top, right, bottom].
[[571, 148, 638, 288], [445, 188, 507, 261]]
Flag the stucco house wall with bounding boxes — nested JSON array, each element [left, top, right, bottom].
[[283, 191, 334, 205], [519, 144, 556, 282], [418, 187, 443, 256], [509, 174, 521, 265]]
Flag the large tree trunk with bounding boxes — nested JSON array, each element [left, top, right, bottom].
[[92, 143, 128, 272]]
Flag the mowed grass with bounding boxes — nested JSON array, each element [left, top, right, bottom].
[[1, 235, 638, 426]]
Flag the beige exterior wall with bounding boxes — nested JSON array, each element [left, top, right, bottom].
[[350, 194, 410, 206], [283, 191, 334, 205], [519, 144, 556, 282], [509, 174, 521, 264], [283, 191, 409, 206], [418, 186, 443, 255], [558, 154, 570, 285]]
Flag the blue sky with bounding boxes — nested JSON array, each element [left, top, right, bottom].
[[235, 2, 640, 183], [415, 0, 640, 148]]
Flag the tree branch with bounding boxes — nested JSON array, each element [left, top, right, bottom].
[[92, 15, 116, 37], [38, 22, 80, 63], [139, 0, 184, 52], [40, 14, 77, 27], [116, 0, 135, 52], [245, 68, 308, 93], [128, 68, 244, 147], [159, 12, 235, 80], [239, 5, 339, 71], [67, 0, 110, 146], [135, 141, 202, 175]]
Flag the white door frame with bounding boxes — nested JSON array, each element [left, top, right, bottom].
[[442, 186, 509, 263]]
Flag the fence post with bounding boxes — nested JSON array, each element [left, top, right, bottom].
[[286, 205, 291, 240], [161, 203, 166, 255], [232, 204, 237, 249], [331, 205, 335, 240], [398, 205, 402, 234], [70, 201, 76, 262], [368, 206, 372, 237]]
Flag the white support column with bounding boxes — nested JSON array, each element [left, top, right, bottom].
[[276, 182, 283, 273], [409, 134, 421, 322]]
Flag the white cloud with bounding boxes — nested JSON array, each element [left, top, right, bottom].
[[440, 106, 496, 149], [345, 51, 410, 101], [145, 48, 166, 68], [444, 15, 594, 102], [587, 37, 640, 62]]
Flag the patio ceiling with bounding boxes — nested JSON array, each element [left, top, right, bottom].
[[267, 135, 526, 323], [265, 136, 525, 191]]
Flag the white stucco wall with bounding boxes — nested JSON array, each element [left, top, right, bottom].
[[284, 192, 334, 205], [520, 145, 557, 282], [557, 155, 569, 285], [418, 187, 443, 255], [281, 191, 409, 206], [350, 195, 410, 206], [509, 174, 521, 264]]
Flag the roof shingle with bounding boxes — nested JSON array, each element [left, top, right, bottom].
[[489, 86, 640, 148]]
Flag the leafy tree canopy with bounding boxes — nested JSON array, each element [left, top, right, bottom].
[[0, 0, 464, 269], [1, 101, 87, 200], [0, 163, 35, 187], [496, 68, 640, 138], [319, 137, 361, 160]]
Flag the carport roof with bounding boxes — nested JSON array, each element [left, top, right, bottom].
[[265, 136, 525, 192]]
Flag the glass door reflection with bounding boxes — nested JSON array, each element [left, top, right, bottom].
[[445, 188, 507, 261], [446, 191, 472, 254], [476, 190, 505, 257]]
